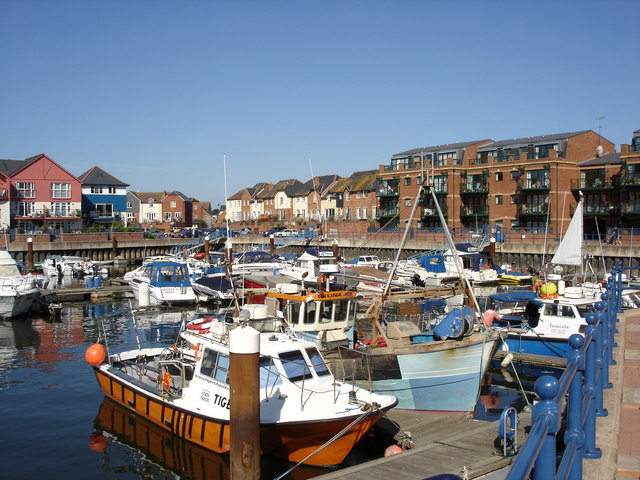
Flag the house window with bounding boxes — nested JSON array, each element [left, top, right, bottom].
[[363, 191, 368, 198], [17, 202, 35, 216], [404, 177, 411, 186], [127, 202, 132, 209], [91, 187, 103, 194], [511, 171, 519, 180], [170, 201, 176, 208], [417, 176, 423, 185], [363, 206, 368, 218], [495, 195, 503, 205], [164, 212, 172, 221], [345, 192, 350, 201], [107, 187, 116, 194], [95, 204, 113, 217], [405, 198, 411, 207], [51, 202, 73, 216], [51, 183, 71, 198], [495, 172, 503, 182], [16, 182, 35, 198], [356, 207, 361, 219]]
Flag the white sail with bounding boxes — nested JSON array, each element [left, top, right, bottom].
[[551, 198, 583, 266]]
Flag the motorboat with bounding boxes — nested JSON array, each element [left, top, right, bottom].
[[487, 287, 599, 357], [129, 259, 197, 306], [191, 275, 235, 302], [39, 255, 83, 276], [0, 251, 41, 318], [87, 308, 397, 467]]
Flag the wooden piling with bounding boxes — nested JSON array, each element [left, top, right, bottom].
[[229, 325, 260, 480]]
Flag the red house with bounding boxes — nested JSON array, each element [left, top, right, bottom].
[[0, 154, 83, 231]]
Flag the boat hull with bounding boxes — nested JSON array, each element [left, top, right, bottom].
[[93, 365, 384, 467], [503, 336, 571, 357], [330, 331, 499, 412], [0, 289, 40, 318]]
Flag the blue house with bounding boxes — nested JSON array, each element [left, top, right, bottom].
[[77, 166, 129, 227]]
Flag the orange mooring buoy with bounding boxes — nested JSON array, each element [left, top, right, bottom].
[[85, 343, 106, 365]]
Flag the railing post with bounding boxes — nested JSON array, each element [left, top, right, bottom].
[[615, 263, 624, 314], [583, 313, 602, 459], [565, 334, 586, 480], [532, 376, 560, 480], [593, 311, 608, 417]]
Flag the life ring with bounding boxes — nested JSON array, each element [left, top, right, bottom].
[[186, 317, 214, 334]]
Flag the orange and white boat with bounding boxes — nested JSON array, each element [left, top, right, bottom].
[[87, 309, 396, 467]]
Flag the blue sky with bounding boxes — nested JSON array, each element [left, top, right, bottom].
[[1, 0, 638, 209]]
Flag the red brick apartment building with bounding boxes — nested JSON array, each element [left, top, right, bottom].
[[376, 130, 616, 235]]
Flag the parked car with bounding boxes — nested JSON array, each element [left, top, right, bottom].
[[275, 228, 299, 237], [262, 226, 286, 237], [236, 227, 253, 235]]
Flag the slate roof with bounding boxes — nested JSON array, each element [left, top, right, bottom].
[[393, 140, 490, 158], [0, 154, 44, 176], [133, 191, 166, 203], [77, 166, 129, 186], [576, 152, 621, 167], [477, 131, 591, 152]]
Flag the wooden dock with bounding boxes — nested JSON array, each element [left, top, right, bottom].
[[316, 409, 530, 479], [40, 283, 133, 302]]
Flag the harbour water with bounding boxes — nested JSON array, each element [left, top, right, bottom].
[[0, 278, 553, 480]]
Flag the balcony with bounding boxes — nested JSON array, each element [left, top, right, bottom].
[[376, 187, 399, 197], [518, 178, 550, 191], [621, 202, 640, 215], [14, 209, 81, 219], [422, 184, 448, 195], [517, 204, 549, 216], [621, 174, 640, 187], [460, 183, 489, 194], [570, 177, 615, 190], [460, 205, 488, 217], [583, 203, 620, 215], [421, 205, 448, 217], [377, 207, 399, 218]]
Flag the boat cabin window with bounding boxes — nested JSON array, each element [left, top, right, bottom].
[[200, 349, 229, 384], [285, 302, 302, 325], [306, 348, 330, 377], [279, 350, 313, 382], [305, 302, 317, 324], [259, 357, 283, 388], [576, 303, 596, 317], [543, 304, 576, 318], [320, 302, 333, 323]]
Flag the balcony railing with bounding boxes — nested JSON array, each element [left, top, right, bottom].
[[421, 205, 448, 217], [570, 177, 615, 190], [518, 178, 550, 190], [517, 204, 549, 215], [376, 207, 399, 218], [460, 183, 489, 194], [583, 204, 620, 215], [460, 205, 488, 216], [376, 187, 399, 197], [621, 174, 640, 187], [13, 209, 80, 219], [621, 203, 640, 215]]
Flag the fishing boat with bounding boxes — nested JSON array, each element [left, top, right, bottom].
[[87, 308, 397, 467], [129, 259, 197, 305], [326, 186, 500, 413], [264, 287, 359, 351], [0, 251, 41, 318]]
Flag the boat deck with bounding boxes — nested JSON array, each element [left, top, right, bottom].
[[316, 408, 529, 479]]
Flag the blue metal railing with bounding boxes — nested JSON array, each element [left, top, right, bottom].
[[505, 268, 623, 480]]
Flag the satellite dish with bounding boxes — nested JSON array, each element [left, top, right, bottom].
[[595, 145, 603, 157]]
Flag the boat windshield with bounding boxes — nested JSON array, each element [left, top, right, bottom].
[[306, 348, 330, 377], [279, 350, 313, 382], [259, 357, 283, 388]]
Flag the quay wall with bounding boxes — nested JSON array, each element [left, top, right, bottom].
[[4, 233, 638, 275]]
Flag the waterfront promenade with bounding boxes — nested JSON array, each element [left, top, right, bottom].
[[585, 308, 640, 480]]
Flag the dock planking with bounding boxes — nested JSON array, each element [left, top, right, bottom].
[[316, 408, 530, 479]]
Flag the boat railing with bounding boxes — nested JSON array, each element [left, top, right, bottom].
[[505, 267, 622, 479]]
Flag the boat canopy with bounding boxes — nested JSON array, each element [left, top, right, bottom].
[[489, 291, 540, 304]]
